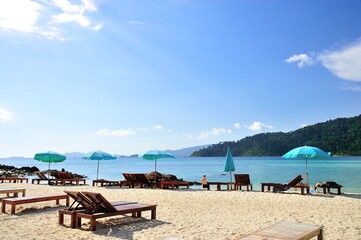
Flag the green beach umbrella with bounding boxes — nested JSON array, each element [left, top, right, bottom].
[[224, 147, 236, 183], [34, 151, 66, 178], [82, 150, 116, 180], [282, 145, 330, 188], [139, 149, 175, 172]]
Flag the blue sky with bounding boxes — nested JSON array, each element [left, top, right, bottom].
[[0, 0, 360, 157]]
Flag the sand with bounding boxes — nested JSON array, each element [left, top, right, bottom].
[[0, 183, 360, 240]]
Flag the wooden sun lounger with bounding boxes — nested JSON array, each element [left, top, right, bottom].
[[59, 191, 156, 231], [59, 191, 138, 228], [160, 181, 190, 190], [31, 172, 56, 185], [75, 203, 157, 231], [261, 175, 310, 195], [122, 173, 155, 188], [0, 177, 29, 183], [1, 194, 69, 214], [0, 188, 26, 197], [234, 220, 324, 240], [53, 172, 86, 185]]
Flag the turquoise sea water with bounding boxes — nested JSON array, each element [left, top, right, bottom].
[[1, 156, 361, 193]]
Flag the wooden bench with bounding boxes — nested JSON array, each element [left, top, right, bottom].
[[0, 188, 26, 197], [1, 194, 69, 214], [160, 181, 190, 190], [235, 220, 324, 240], [206, 182, 230, 191], [75, 203, 157, 231], [0, 177, 29, 183]]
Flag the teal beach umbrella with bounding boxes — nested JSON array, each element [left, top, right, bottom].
[[282, 145, 330, 188], [139, 149, 175, 172], [34, 151, 66, 178], [82, 150, 116, 180], [224, 147, 236, 183]]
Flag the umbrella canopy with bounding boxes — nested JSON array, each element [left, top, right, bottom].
[[282, 145, 330, 188], [34, 151, 66, 178], [139, 149, 175, 172], [224, 147, 236, 183], [82, 150, 116, 180]]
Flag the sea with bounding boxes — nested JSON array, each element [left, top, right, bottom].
[[1, 156, 361, 194]]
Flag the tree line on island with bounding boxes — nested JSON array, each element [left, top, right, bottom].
[[191, 114, 361, 157]]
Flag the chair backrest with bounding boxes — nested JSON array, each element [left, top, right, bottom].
[[52, 171, 61, 179], [81, 191, 117, 213], [36, 172, 48, 180], [234, 174, 251, 184], [123, 173, 137, 182], [287, 175, 303, 188], [58, 171, 75, 179], [134, 173, 150, 183], [64, 191, 93, 212]]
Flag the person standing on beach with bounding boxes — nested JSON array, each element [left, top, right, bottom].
[[201, 175, 208, 189]]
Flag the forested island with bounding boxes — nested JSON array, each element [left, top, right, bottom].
[[191, 114, 361, 157]]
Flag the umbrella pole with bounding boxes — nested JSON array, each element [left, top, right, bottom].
[[229, 172, 232, 183], [96, 159, 100, 180], [48, 161, 51, 179], [155, 159, 157, 172], [306, 157, 309, 190]]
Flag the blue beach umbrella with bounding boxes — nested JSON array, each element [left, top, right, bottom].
[[34, 151, 66, 178], [282, 145, 330, 187], [224, 147, 236, 183], [82, 150, 116, 180], [139, 149, 175, 172]]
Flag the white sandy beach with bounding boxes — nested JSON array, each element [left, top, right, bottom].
[[0, 183, 360, 240]]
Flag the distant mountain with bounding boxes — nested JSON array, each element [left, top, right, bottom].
[[192, 114, 361, 157], [166, 145, 211, 157]]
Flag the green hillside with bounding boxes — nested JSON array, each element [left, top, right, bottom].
[[191, 114, 361, 157]]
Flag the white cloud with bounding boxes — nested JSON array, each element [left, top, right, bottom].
[[300, 124, 308, 128], [182, 133, 193, 139], [286, 39, 361, 84], [233, 123, 241, 129], [126, 20, 146, 25], [0, 108, 13, 121], [285, 53, 315, 68], [0, 0, 42, 32], [247, 122, 273, 132], [51, 0, 102, 31], [198, 128, 231, 140], [341, 85, 361, 92], [153, 125, 163, 130], [0, 0, 102, 40], [96, 128, 135, 137], [318, 40, 361, 82]]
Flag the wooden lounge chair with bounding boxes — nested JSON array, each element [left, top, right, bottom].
[[59, 191, 138, 228], [31, 172, 56, 185], [235, 220, 324, 239], [53, 171, 86, 185], [122, 173, 156, 188], [261, 175, 310, 195], [60, 191, 157, 231], [160, 180, 190, 190], [234, 174, 253, 191]]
